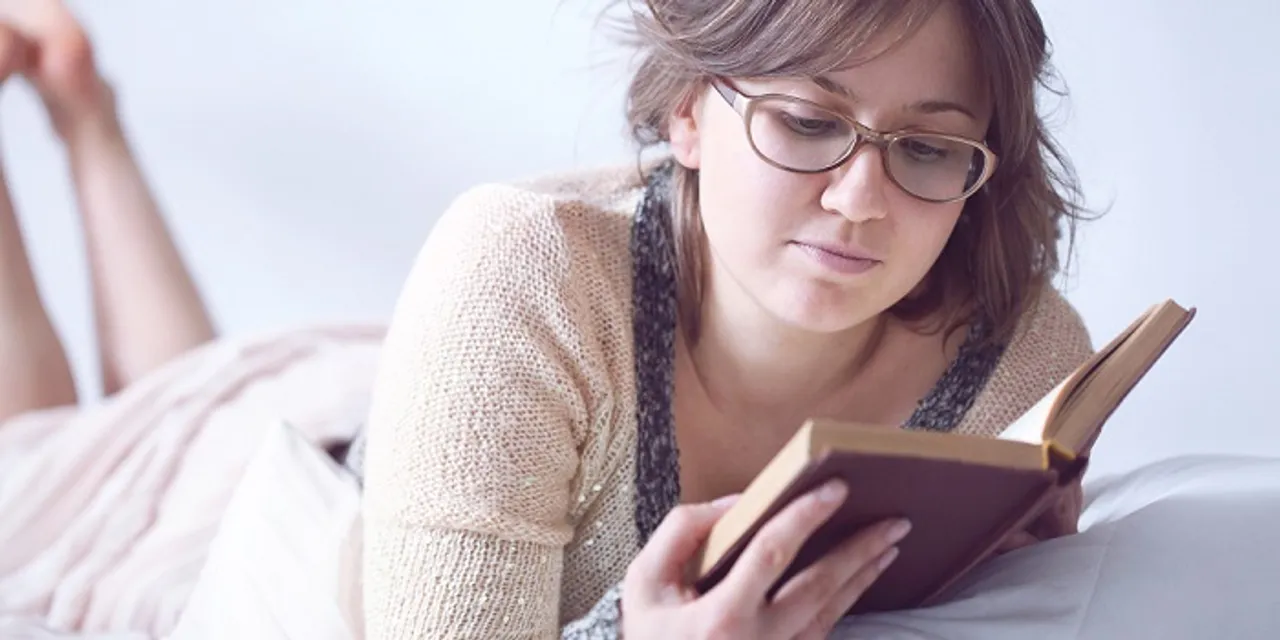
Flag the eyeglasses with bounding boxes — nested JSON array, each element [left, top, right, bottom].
[[710, 78, 998, 204]]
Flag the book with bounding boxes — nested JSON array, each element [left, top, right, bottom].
[[691, 298, 1196, 614]]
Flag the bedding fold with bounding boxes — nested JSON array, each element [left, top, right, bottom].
[[0, 325, 383, 638]]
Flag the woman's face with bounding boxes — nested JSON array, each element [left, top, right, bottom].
[[670, 2, 994, 335]]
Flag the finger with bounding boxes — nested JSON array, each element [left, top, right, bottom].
[[800, 545, 902, 639], [768, 517, 910, 634], [712, 478, 848, 607], [624, 495, 740, 605]]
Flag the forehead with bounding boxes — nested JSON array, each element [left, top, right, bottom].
[[822, 2, 990, 119]]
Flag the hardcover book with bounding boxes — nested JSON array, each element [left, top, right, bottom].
[[692, 299, 1196, 613]]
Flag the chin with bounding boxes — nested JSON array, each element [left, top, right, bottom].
[[764, 285, 880, 335]]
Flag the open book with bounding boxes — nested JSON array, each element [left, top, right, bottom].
[[692, 299, 1196, 613]]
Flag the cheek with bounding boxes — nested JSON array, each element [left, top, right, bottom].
[[697, 124, 819, 250], [698, 166, 820, 273], [892, 203, 964, 272]]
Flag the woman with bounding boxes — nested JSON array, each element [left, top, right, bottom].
[[359, 0, 1095, 638]]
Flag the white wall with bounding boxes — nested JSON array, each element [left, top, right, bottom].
[[1035, 0, 1280, 477], [1, 0, 1275, 479], [1, 0, 635, 396]]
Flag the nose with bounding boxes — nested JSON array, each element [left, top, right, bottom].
[[818, 144, 891, 223]]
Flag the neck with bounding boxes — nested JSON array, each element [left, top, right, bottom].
[[684, 277, 886, 424]]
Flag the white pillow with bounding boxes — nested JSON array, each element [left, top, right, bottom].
[[167, 421, 363, 640], [834, 455, 1280, 639]]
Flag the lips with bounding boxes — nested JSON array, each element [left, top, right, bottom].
[[792, 241, 883, 263], [791, 241, 883, 275]]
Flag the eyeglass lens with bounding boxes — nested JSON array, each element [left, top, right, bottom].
[[747, 98, 987, 201]]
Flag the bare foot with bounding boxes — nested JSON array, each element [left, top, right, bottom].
[[0, 0, 114, 139]]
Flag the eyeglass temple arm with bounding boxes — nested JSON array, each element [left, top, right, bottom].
[[709, 78, 744, 113]]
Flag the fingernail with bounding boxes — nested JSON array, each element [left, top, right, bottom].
[[885, 518, 912, 543], [817, 480, 847, 503], [878, 546, 900, 571]]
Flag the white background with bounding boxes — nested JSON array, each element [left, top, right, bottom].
[[2, 0, 1276, 479]]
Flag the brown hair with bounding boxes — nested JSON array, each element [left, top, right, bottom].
[[612, 0, 1089, 348]]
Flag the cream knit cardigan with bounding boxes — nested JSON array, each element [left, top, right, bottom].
[[359, 163, 1096, 638]]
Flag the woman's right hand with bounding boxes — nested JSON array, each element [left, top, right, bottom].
[[621, 479, 911, 640]]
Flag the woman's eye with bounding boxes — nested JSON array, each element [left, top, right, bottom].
[[902, 138, 949, 162], [778, 111, 842, 137]]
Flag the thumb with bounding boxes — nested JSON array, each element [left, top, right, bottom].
[[625, 494, 740, 601]]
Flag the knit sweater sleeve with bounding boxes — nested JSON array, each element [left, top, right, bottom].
[[360, 184, 607, 639]]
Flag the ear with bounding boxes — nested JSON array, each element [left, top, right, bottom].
[[668, 85, 704, 169]]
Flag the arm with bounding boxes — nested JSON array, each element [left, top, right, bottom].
[[361, 185, 594, 638]]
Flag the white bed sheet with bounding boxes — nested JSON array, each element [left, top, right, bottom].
[[837, 455, 1280, 639], [172, 431, 1280, 639], [16, 426, 1276, 639]]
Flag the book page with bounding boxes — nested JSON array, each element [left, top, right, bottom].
[[997, 304, 1152, 445], [997, 300, 1192, 450], [996, 377, 1069, 444], [1051, 302, 1195, 453]]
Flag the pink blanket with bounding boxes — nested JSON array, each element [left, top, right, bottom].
[[0, 325, 384, 638]]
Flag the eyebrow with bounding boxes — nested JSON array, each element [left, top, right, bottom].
[[813, 75, 978, 122]]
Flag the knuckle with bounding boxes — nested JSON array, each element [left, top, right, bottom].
[[750, 518, 808, 570], [752, 536, 792, 572]]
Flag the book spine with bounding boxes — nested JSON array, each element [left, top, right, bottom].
[[1046, 443, 1090, 485]]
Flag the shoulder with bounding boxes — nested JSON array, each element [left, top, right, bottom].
[[955, 283, 1094, 436], [428, 162, 648, 260], [1005, 284, 1095, 368], [373, 161, 651, 431], [397, 162, 648, 322]]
